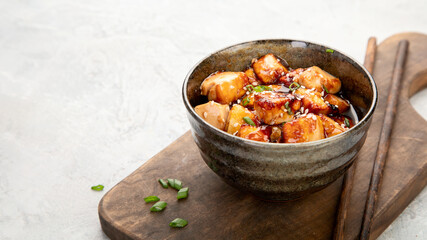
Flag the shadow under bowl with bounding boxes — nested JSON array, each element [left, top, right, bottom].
[[182, 39, 377, 201]]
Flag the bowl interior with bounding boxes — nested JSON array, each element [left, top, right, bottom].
[[185, 39, 375, 122]]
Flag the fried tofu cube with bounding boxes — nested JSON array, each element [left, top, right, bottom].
[[331, 115, 354, 128], [225, 105, 255, 134], [278, 68, 305, 87], [240, 92, 255, 108], [294, 66, 341, 94], [254, 92, 296, 125], [238, 125, 269, 142], [324, 94, 350, 113], [240, 85, 283, 108], [295, 88, 331, 115], [319, 114, 346, 137], [201, 72, 249, 105], [195, 101, 230, 130], [253, 54, 288, 84], [270, 126, 282, 143], [282, 114, 325, 143], [244, 68, 261, 85]]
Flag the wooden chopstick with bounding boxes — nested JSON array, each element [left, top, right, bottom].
[[333, 37, 377, 240], [359, 40, 409, 240]]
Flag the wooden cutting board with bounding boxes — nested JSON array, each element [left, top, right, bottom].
[[98, 32, 427, 240]]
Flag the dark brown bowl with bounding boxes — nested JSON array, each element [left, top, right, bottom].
[[182, 39, 377, 201]]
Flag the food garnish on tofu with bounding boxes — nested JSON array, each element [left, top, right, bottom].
[[194, 101, 230, 130], [240, 84, 285, 108], [319, 114, 346, 137], [225, 105, 256, 135], [331, 115, 354, 129], [254, 92, 298, 125], [294, 88, 331, 115], [200, 72, 249, 105], [238, 125, 270, 142], [252, 54, 288, 84], [294, 66, 341, 94], [282, 114, 325, 143]]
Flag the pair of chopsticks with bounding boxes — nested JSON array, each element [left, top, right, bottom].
[[333, 38, 409, 240]]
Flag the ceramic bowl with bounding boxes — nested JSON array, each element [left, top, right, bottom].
[[182, 39, 377, 201]]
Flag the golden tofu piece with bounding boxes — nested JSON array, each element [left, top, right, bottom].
[[295, 88, 331, 115], [331, 115, 354, 128], [324, 94, 350, 113], [201, 72, 249, 105], [239, 85, 283, 108], [244, 68, 261, 85], [294, 66, 341, 94], [195, 101, 230, 130], [270, 126, 282, 143], [319, 114, 346, 137], [254, 92, 295, 125], [253, 54, 288, 84], [278, 68, 305, 87], [282, 114, 325, 143], [225, 105, 255, 134], [240, 92, 255, 108], [238, 125, 269, 142]]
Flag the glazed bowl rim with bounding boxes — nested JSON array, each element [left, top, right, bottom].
[[182, 38, 378, 148]]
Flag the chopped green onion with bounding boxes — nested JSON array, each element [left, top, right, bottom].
[[91, 185, 104, 191], [144, 196, 160, 203], [169, 218, 188, 228], [177, 187, 189, 200], [253, 86, 264, 92], [246, 84, 254, 92], [285, 102, 293, 115], [322, 85, 329, 94], [263, 86, 273, 91], [289, 82, 301, 91], [158, 179, 168, 188], [344, 118, 350, 128], [326, 49, 334, 53], [150, 201, 167, 212], [241, 97, 250, 106], [243, 116, 256, 127], [253, 85, 273, 92], [167, 179, 183, 190]]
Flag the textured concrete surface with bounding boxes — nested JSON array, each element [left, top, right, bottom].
[[0, 0, 426, 239]]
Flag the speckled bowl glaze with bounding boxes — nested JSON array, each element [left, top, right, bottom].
[[182, 39, 377, 201]]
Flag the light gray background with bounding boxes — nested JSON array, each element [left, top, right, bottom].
[[0, 0, 426, 239]]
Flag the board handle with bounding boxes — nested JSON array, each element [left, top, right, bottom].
[[360, 40, 409, 240], [333, 37, 377, 240]]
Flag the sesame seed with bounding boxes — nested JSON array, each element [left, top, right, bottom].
[[270, 71, 274, 75], [300, 107, 304, 112], [233, 123, 239, 127], [281, 72, 285, 76], [203, 112, 208, 118]]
